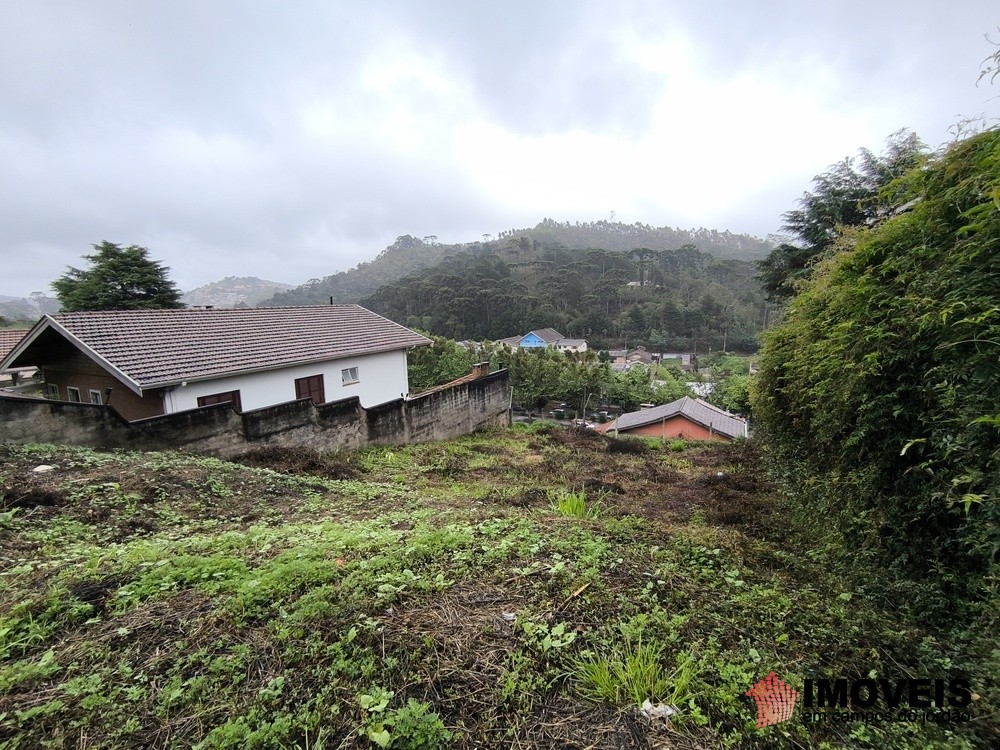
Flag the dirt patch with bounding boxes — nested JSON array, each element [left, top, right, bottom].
[[582, 477, 626, 496], [1, 485, 67, 509], [547, 427, 608, 450], [68, 574, 125, 615], [607, 437, 650, 455], [695, 471, 769, 529], [231, 445, 361, 479]]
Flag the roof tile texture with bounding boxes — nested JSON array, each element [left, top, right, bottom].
[[46, 306, 430, 387], [529, 328, 564, 343], [0, 330, 29, 360]]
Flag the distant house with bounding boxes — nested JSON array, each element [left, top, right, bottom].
[[597, 396, 747, 441], [626, 347, 657, 365], [0, 306, 430, 421], [660, 353, 692, 367], [498, 328, 588, 353], [606, 347, 659, 366], [517, 328, 564, 348], [0, 330, 35, 387], [554, 338, 588, 353]]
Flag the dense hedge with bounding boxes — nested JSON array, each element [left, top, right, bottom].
[[752, 129, 1000, 597]]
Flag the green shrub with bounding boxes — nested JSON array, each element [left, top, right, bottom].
[[752, 128, 1000, 612]]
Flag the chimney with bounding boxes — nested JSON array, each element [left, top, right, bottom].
[[471, 362, 491, 379]]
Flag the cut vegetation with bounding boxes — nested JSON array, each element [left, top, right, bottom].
[[0, 426, 994, 748]]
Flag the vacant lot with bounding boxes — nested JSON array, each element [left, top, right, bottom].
[[0, 425, 993, 749]]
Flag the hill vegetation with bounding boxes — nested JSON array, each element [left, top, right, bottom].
[[752, 127, 1000, 732], [263, 222, 772, 352], [2, 430, 992, 749], [182, 277, 293, 308], [361, 242, 765, 351]]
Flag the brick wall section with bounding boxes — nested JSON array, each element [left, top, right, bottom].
[[0, 369, 510, 457]]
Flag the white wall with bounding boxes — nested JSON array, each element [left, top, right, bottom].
[[162, 350, 410, 413]]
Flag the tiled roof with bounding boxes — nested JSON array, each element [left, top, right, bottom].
[[556, 339, 586, 347], [529, 328, 564, 343], [0, 330, 29, 360], [5, 306, 429, 391], [612, 396, 747, 439]]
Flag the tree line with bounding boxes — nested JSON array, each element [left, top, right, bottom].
[[260, 220, 772, 309], [363, 242, 767, 352], [408, 335, 691, 415]]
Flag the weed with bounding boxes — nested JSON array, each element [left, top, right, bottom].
[[357, 689, 452, 749], [520, 619, 577, 654], [0, 648, 61, 692], [547, 488, 601, 518], [571, 636, 702, 709]]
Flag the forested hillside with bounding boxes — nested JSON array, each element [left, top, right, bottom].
[[265, 234, 449, 307], [362, 242, 767, 351], [262, 219, 771, 348], [496, 218, 772, 260]]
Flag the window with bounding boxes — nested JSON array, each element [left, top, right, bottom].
[[46, 383, 60, 398], [341, 367, 360, 386], [66, 387, 82, 402], [295, 374, 326, 405], [89, 390, 103, 405], [197, 390, 243, 412]]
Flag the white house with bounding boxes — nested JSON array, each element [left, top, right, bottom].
[[0, 305, 431, 421], [554, 338, 588, 354]]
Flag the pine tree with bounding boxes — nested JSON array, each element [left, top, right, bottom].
[[52, 242, 184, 311]]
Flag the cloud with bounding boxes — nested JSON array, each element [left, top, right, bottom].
[[1, 1, 997, 297]]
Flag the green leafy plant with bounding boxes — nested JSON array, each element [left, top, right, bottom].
[[356, 689, 452, 749], [547, 488, 600, 518], [520, 619, 577, 654]]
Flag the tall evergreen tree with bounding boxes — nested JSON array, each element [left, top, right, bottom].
[[758, 130, 927, 300], [52, 242, 184, 311]]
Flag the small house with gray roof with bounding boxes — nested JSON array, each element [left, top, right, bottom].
[[597, 396, 747, 441], [0, 306, 430, 421]]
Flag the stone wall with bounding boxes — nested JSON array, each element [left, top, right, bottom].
[[0, 369, 510, 458]]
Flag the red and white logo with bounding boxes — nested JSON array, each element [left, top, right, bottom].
[[746, 672, 799, 728]]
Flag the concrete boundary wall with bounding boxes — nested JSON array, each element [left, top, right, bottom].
[[0, 370, 510, 458]]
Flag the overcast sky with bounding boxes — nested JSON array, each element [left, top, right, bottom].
[[2, 1, 997, 297]]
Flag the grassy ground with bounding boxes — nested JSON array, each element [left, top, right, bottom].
[[0, 424, 994, 749]]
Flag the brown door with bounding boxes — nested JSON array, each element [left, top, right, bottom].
[[197, 390, 243, 411], [295, 374, 326, 405]]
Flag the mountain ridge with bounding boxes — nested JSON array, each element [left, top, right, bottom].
[[262, 219, 772, 308], [182, 276, 292, 308]]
